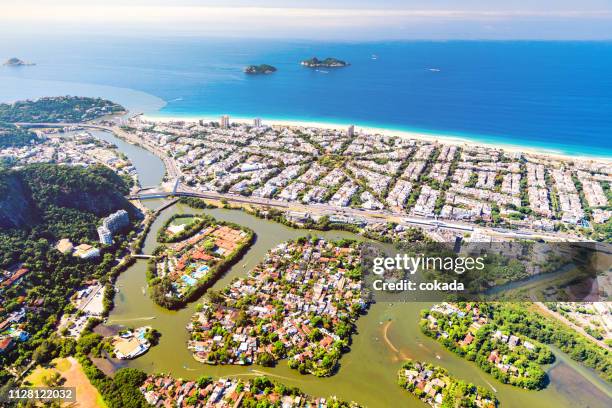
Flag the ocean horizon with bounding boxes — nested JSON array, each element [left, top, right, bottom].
[[1, 37, 612, 157]]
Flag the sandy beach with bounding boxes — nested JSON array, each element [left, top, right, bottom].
[[142, 114, 612, 164]]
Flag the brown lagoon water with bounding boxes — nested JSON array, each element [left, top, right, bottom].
[[107, 203, 611, 408], [99, 130, 611, 408]]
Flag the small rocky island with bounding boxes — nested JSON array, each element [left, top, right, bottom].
[[244, 64, 277, 74], [301, 57, 349, 68], [3, 57, 35, 67]]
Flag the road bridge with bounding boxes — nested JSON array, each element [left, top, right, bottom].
[[132, 254, 154, 259]]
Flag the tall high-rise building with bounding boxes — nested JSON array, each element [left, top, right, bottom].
[[102, 210, 130, 234], [97, 226, 113, 245], [348, 125, 355, 137], [220, 115, 230, 128], [253, 118, 262, 127]]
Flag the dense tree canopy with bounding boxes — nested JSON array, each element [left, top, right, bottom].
[[0, 122, 38, 148], [0, 96, 125, 123]]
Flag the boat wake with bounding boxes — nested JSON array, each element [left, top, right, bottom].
[[111, 316, 156, 322], [484, 379, 498, 393], [250, 369, 298, 382]]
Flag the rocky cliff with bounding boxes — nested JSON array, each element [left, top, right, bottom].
[[0, 163, 134, 229]]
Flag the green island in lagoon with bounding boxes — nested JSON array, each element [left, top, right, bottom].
[[148, 211, 255, 309], [187, 237, 366, 376], [398, 360, 498, 407], [420, 303, 552, 390]]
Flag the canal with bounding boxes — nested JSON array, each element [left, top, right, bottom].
[[96, 129, 611, 408]]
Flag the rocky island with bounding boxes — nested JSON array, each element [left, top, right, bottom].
[[301, 57, 349, 68], [3, 57, 35, 66], [243, 64, 277, 74]]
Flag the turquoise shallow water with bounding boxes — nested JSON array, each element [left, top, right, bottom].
[[1, 36, 611, 157]]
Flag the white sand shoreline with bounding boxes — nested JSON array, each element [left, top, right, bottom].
[[142, 113, 612, 163]]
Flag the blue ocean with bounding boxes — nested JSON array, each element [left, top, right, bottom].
[[1, 36, 611, 156]]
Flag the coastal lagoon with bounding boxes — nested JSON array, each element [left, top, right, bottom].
[[107, 202, 612, 408], [2, 37, 612, 156], [82, 130, 612, 408]]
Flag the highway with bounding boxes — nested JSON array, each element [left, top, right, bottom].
[[135, 187, 573, 241]]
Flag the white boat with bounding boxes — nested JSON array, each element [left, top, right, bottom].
[[428, 68, 441, 72]]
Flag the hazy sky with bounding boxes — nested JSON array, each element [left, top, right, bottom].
[[3, 0, 612, 40]]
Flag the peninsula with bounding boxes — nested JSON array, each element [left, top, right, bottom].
[[420, 302, 553, 390], [301, 57, 349, 68], [3, 57, 35, 66], [244, 64, 277, 74]]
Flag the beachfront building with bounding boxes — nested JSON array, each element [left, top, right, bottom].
[[348, 124, 355, 137], [220, 115, 230, 128]]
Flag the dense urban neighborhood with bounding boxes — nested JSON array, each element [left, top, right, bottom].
[[188, 238, 367, 376], [140, 374, 361, 408], [124, 116, 611, 241]]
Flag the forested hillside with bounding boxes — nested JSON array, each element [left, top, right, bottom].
[[0, 163, 138, 386], [0, 122, 38, 148], [0, 163, 132, 232], [0, 96, 125, 123]]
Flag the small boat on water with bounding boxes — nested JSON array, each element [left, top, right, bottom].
[[429, 68, 441, 72], [371, 54, 378, 60]]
